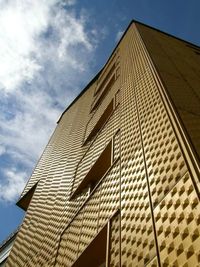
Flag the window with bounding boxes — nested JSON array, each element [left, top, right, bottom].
[[71, 141, 112, 199], [97, 50, 118, 83], [91, 75, 115, 112], [95, 64, 116, 96], [84, 100, 114, 143], [116, 66, 120, 78], [16, 183, 37, 211], [115, 90, 120, 108], [71, 224, 107, 267]]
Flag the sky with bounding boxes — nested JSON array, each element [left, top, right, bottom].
[[0, 0, 200, 244]]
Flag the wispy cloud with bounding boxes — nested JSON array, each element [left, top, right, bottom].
[[0, 0, 100, 203], [116, 30, 124, 42]]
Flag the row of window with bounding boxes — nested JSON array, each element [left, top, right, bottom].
[[71, 129, 120, 199], [70, 52, 121, 199], [84, 51, 120, 144], [84, 89, 120, 144], [96, 49, 119, 90], [94, 63, 116, 96], [91, 74, 116, 112], [91, 51, 120, 112]]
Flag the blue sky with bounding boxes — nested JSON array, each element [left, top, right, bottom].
[[0, 0, 200, 243]]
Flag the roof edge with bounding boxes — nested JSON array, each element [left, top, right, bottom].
[[57, 72, 101, 123], [57, 19, 200, 123], [133, 19, 200, 48], [57, 20, 134, 124]]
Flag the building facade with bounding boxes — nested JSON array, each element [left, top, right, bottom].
[[0, 230, 17, 267], [6, 21, 200, 267]]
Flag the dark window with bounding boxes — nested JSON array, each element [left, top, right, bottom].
[[95, 64, 116, 96], [115, 90, 120, 108], [71, 224, 107, 267], [71, 141, 112, 198], [85, 100, 114, 143], [16, 183, 37, 211], [91, 75, 115, 112]]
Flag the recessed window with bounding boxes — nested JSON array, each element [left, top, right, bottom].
[[16, 183, 37, 211], [71, 141, 112, 199], [116, 66, 120, 78], [115, 90, 120, 108], [91, 75, 115, 112], [84, 100, 114, 143], [71, 224, 107, 267], [97, 50, 118, 83], [95, 64, 116, 96]]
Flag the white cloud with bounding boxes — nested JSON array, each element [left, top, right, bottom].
[[0, 0, 92, 93], [0, 0, 48, 92], [0, 0, 100, 203], [0, 168, 27, 202], [116, 30, 124, 42]]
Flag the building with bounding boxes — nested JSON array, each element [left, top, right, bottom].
[[0, 230, 18, 267], [6, 21, 200, 267]]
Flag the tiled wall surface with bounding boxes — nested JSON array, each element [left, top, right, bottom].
[[137, 23, 200, 163], [6, 22, 200, 267]]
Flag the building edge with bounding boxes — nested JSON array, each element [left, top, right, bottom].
[[57, 19, 200, 125]]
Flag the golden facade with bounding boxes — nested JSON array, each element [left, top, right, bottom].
[[6, 21, 200, 267]]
